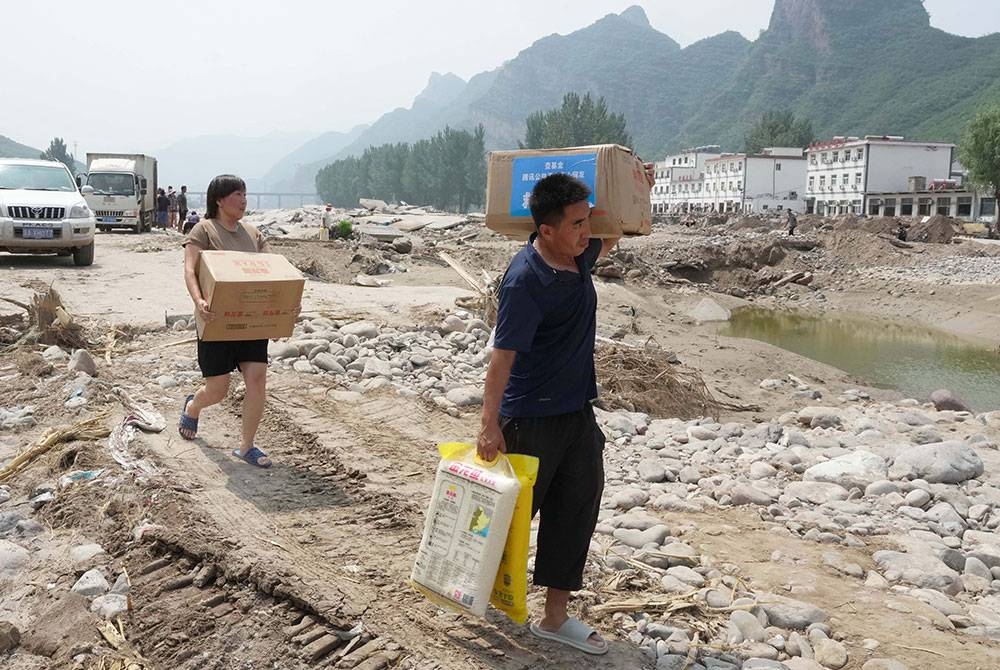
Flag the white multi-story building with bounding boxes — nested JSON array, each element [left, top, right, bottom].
[[652, 147, 806, 214], [651, 145, 721, 214], [804, 136, 957, 216]]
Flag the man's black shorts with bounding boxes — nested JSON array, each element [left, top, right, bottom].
[[197, 339, 268, 377]]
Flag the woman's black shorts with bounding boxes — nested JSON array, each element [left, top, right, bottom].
[[197, 339, 268, 377]]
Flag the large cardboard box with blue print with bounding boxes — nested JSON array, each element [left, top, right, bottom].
[[485, 144, 651, 240]]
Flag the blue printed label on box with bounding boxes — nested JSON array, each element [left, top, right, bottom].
[[509, 153, 597, 216]]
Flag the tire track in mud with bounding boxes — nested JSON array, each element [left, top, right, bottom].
[[135, 376, 650, 669]]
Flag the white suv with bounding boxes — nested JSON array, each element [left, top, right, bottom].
[[0, 158, 96, 266]]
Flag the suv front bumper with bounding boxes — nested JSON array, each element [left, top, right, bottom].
[[0, 218, 96, 251]]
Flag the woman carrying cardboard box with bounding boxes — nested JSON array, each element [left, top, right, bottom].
[[177, 174, 279, 468]]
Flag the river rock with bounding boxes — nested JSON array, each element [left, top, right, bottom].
[[813, 638, 848, 669], [440, 315, 466, 334], [313, 352, 345, 373], [268, 341, 300, 359], [965, 556, 992, 580], [750, 461, 779, 480], [611, 487, 649, 509], [730, 484, 776, 506], [742, 661, 788, 670], [797, 407, 842, 429], [72, 568, 110, 598], [90, 593, 129, 619], [784, 660, 824, 670], [888, 441, 984, 484], [803, 451, 887, 489], [929, 389, 970, 413], [873, 550, 961, 594], [69, 543, 105, 565], [785, 481, 850, 505], [903, 489, 931, 508], [340, 321, 379, 339], [445, 387, 482, 407], [292, 360, 314, 374], [68, 349, 97, 377], [760, 597, 828, 629], [613, 525, 670, 549], [638, 458, 669, 483], [0, 540, 30, 577], [362, 358, 392, 378], [729, 610, 766, 643]]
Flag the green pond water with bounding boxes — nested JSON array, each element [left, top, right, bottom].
[[721, 308, 1000, 412]]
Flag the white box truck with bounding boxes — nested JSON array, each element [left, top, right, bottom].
[[81, 153, 157, 233]]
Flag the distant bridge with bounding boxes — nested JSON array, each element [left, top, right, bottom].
[[186, 192, 321, 210]]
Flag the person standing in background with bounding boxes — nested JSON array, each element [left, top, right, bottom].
[[167, 186, 178, 230], [177, 185, 189, 228], [156, 188, 169, 229], [320, 203, 334, 241]]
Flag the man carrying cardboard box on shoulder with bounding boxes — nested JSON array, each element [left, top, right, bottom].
[[477, 165, 652, 655]]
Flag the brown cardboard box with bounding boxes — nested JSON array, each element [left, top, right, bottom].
[[485, 144, 651, 240], [195, 251, 304, 342]]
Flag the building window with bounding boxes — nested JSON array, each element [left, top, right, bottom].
[[900, 198, 913, 216], [843, 174, 850, 188], [738, 162, 743, 171], [884, 198, 896, 216], [936, 197, 951, 216], [918, 198, 933, 215], [832, 151, 839, 162], [869, 200, 881, 216], [820, 176, 826, 188], [776, 162, 782, 171], [856, 148, 864, 161], [855, 173, 862, 185], [830, 175, 837, 186], [809, 154, 817, 165], [981, 197, 997, 218], [957, 197, 972, 217], [822, 152, 829, 163], [808, 176, 815, 190], [852, 200, 862, 213]]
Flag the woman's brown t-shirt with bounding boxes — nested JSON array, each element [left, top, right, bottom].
[[183, 219, 270, 253]]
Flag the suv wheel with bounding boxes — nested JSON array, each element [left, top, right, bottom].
[[73, 242, 95, 266]]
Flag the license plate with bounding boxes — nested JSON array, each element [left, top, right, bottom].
[[102, 217, 117, 223], [23, 228, 54, 239]]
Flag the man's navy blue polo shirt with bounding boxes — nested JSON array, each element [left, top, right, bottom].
[[494, 234, 602, 418]]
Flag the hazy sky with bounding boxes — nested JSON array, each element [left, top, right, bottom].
[[6, 0, 998, 156]]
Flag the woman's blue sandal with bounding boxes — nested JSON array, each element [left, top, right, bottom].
[[233, 446, 272, 468], [178, 394, 198, 440]]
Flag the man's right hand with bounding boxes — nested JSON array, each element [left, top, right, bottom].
[[477, 420, 506, 462]]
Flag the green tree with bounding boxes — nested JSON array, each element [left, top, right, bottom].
[[522, 93, 632, 149], [317, 127, 487, 212], [744, 111, 814, 154], [959, 105, 1000, 238], [40, 137, 75, 170]]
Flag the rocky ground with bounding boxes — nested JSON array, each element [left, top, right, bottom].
[[1, 207, 999, 670]]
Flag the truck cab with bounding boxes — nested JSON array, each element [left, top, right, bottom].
[[0, 158, 96, 266], [82, 153, 157, 233]]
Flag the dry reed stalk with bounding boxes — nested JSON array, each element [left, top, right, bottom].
[[0, 415, 110, 483]]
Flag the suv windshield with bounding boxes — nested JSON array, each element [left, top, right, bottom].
[[0, 164, 77, 192], [87, 172, 135, 196]]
